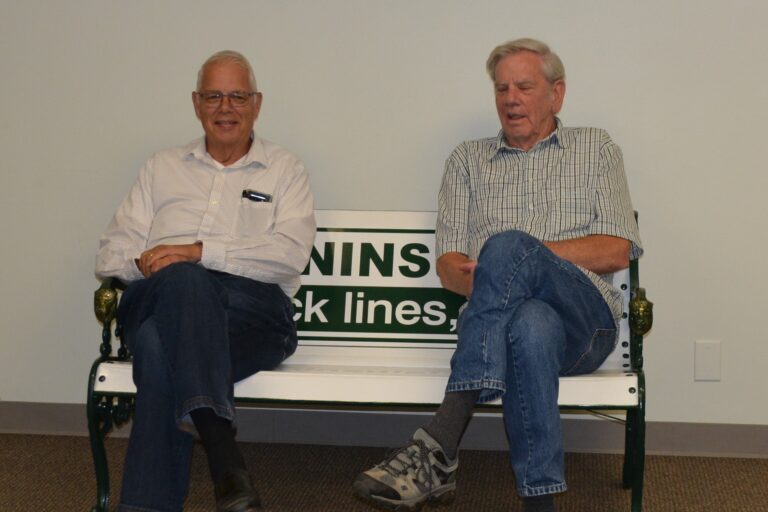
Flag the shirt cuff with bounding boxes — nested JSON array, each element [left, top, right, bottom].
[[436, 240, 465, 259], [199, 239, 226, 271], [127, 262, 144, 282]]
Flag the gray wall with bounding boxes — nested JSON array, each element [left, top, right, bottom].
[[1, 0, 767, 428]]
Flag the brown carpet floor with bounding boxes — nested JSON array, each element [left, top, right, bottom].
[[1, 434, 766, 511]]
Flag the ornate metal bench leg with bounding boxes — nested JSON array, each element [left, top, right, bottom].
[[88, 360, 112, 512], [623, 375, 646, 511], [622, 408, 637, 489], [631, 388, 646, 512], [622, 409, 637, 489]]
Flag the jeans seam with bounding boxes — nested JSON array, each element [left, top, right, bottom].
[[541, 249, 608, 305], [507, 323, 536, 491], [500, 243, 539, 311], [478, 242, 538, 403], [561, 328, 617, 376]]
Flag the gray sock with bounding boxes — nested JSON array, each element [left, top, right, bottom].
[[424, 389, 481, 459]]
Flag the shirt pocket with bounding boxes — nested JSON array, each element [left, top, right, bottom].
[[545, 183, 595, 236], [231, 200, 274, 237]]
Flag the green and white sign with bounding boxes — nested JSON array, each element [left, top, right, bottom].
[[293, 211, 465, 347]]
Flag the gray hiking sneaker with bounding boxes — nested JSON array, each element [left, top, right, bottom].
[[352, 428, 458, 511]]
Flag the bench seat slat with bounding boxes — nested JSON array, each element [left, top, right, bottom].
[[93, 359, 638, 408]]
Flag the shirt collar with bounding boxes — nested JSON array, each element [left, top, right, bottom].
[[488, 117, 566, 160], [185, 132, 267, 169]]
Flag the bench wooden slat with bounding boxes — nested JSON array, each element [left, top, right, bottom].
[[94, 358, 638, 407]]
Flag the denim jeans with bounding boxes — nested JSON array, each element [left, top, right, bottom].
[[446, 231, 616, 497], [115, 263, 297, 512]]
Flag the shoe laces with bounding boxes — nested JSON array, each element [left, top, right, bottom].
[[379, 439, 436, 492]]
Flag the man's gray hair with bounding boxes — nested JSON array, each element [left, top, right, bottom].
[[486, 38, 565, 84], [196, 50, 258, 91]]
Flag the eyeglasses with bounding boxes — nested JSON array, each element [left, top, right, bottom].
[[196, 90, 258, 108]]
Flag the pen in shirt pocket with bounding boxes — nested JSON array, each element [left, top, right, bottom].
[[242, 189, 272, 203]]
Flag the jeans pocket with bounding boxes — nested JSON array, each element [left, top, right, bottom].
[[561, 328, 617, 376]]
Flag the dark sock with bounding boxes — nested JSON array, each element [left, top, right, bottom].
[[523, 494, 556, 512], [424, 390, 481, 459], [190, 407, 247, 483]]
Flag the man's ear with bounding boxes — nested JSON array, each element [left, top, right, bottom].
[[192, 91, 202, 120], [551, 80, 566, 114], [253, 92, 263, 121]]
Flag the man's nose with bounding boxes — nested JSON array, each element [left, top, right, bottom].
[[219, 95, 235, 111], [503, 88, 520, 104]]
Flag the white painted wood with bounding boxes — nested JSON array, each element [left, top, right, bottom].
[[93, 357, 638, 407]]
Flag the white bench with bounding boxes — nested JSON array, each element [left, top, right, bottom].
[[88, 210, 652, 512]]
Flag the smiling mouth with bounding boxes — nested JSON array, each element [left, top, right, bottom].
[[215, 120, 239, 127]]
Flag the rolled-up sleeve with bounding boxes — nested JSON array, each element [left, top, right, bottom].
[[95, 160, 154, 283], [436, 145, 471, 258], [591, 135, 643, 260]]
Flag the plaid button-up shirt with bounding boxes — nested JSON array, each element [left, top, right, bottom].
[[436, 120, 643, 324]]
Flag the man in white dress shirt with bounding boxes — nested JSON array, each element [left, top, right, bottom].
[[96, 50, 315, 512]]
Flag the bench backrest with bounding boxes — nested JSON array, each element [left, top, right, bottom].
[[292, 210, 632, 373]]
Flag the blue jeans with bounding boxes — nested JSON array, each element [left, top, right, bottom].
[[115, 263, 297, 512], [446, 231, 616, 497]]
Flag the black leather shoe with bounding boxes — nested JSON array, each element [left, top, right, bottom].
[[214, 469, 263, 512]]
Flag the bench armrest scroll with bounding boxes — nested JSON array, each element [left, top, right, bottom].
[[629, 287, 653, 337], [94, 278, 119, 326], [94, 278, 126, 359], [628, 286, 653, 370]]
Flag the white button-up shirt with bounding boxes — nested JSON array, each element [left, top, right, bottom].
[[96, 135, 316, 297]]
